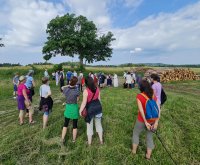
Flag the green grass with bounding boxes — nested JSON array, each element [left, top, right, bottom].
[[0, 77, 200, 165]]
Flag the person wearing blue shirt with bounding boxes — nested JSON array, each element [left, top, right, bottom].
[[66, 70, 72, 85]]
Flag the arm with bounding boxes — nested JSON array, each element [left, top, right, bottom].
[[137, 98, 151, 130], [152, 100, 161, 130], [22, 89, 30, 103], [47, 89, 52, 98], [32, 79, 36, 88], [61, 85, 69, 91], [79, 90, 88, 115], [98, 92, 101, 101]]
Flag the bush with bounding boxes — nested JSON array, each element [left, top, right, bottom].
[[53, 64, 63, 71]]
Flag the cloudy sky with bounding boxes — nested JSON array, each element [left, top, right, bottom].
[[0, 0, 200, 65]]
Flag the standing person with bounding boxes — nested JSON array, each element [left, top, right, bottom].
[[123, 71, 127, 79], [77, 72, 83, 92], [113, 73, 119, 87], [107, 74, 112, 86], [39, 77, 53, 129], [132, 80, 160, 160], [73, 70, 77, 77], [52, 71, 56, 80], [17, 76, 35, 125], [55, 71, 60, 86], [44, 69, 49, 78], [126, 72, 132, 89], [25, 70, 35, 117], [90, 72, 94, 79], [61, 77, 80, 144], [151, 74, 162, 106], [66, 70, 73, 85], [13, 72, 19, 99], [25, 70, 35, 102], [79, 77, 103, 146], [60, 69, 65, 92]]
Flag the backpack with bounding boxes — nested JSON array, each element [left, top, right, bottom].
[[141, 93, 159, 123], [161, 88, 167, 105]]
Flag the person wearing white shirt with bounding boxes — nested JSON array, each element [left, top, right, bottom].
[[39, 77, 52, 129], [44, 69, 49, 78], [73, 71, 77, 77], [113, 73, 119, 87], [126, 72, 132, 88]]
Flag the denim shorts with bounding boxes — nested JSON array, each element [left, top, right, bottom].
[[44, 111, 50, 116]]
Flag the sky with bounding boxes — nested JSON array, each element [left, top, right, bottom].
[[0, 0, 200, 65]]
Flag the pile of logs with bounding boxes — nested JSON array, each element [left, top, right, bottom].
[[144, 68, 199, 82]]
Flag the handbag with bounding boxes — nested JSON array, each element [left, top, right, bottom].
[[81, 90, 96, 117]]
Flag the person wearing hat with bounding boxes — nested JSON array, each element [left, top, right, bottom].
[[25, 70, 36, 116], [17, 76, 35, 125]]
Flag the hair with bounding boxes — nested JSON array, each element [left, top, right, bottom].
[[151, 74, 159, 81], [85, 76, 96, 93], [70, 76, 78, 86], [42, 77, 49, 84], [139, 80, 153, 99]]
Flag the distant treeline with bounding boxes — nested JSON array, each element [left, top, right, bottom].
[[0, 63, 21, 67], [118, 63, 200, 68], [1, 62, 200, 68]]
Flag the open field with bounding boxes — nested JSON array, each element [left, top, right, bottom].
[[0, 72, 200, 164]]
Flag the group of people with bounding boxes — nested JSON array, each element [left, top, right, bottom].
[[13, 68, 164, 159], [46, 69, 119, 91]]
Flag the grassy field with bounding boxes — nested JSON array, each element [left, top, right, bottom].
[[0, 75, 200, 164]]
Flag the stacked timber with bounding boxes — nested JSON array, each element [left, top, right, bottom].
[[144, 68, 199, 82]]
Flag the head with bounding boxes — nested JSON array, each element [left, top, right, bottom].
[[127, 72, 130, 74], [42, 77, 49, 84], [70, 76, 78, 86], [27, 70, 34, 76], [19, 75, 26, 83], [15, 72, 19, 76], [151, 74, 159, 82], [139, 80, 153, 99], [85, 76, 96, 93]]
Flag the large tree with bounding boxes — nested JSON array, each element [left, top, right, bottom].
[[42, 13, 115, 67], [0, 38, 4, 47]]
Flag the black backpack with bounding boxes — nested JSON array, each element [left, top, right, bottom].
[[161, 88, 167, 105]]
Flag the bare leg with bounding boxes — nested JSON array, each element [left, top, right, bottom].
[[43, 115, 48, 129], [72, 129, 77, 142], [146, 148, 152, 159], [97, 132, 103, 144], [87, 135, 92, 145], [61, 127, 67, 141], [132, 144, 138, 154], [19, 110, 24, 124]]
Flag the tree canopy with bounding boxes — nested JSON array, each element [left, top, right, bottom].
[[42, 13, 115, 67]]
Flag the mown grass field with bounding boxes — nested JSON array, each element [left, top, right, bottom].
[[0, 73, 200, 164]]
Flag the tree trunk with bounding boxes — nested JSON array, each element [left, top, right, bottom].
[[79, 56, 83, 67]]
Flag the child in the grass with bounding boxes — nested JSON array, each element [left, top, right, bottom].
[[17, 76, 35, 125], [61, 76, 80, 144]]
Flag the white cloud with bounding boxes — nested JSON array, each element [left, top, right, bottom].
[[64, 0, 111, 28], [112, 1, 200, 55], [3, 0, 64, 47], [124, 0, 143, 8]]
